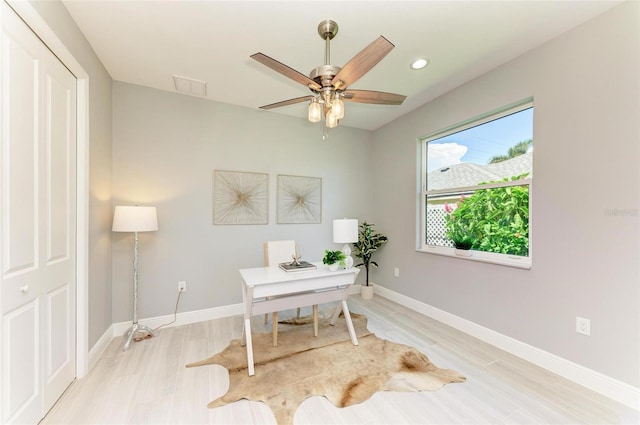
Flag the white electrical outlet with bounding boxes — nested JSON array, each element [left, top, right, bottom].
[[393, 267, 400, 277], [576, 316, 590, 336], [178, 281, 187, 292]]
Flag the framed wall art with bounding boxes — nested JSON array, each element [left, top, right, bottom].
[[277, 174, 322, 224], [213, 170, 268, 225]]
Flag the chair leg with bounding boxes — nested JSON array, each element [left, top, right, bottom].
[[264, 313, 268, 324], [272, 311, 278, 346], [313, 304, 318, 337], [296, 307, 301, 318]]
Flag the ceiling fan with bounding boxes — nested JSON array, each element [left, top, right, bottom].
[[251, 19, 406, 138]]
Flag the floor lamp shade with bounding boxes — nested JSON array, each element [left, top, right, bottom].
[[333, 218, 358, 269], [112, 206, 158, 232]]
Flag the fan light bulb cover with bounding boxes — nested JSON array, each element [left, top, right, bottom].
[[326, 110, 338, 128], [308, 101, 322, 123], [332, 97, 344, 119]]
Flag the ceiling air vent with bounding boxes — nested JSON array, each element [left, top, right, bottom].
[[172, 75, 207, 97]]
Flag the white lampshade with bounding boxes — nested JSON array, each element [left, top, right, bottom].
[[112, 206, 158, 232], [333, 218, 358, 243]]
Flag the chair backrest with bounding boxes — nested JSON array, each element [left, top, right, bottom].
[[263, 240, 298, 266]]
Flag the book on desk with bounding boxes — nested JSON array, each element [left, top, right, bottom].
[[278, 260, 317, 272]]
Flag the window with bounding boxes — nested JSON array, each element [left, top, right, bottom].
[[420, 101, 533, 268]]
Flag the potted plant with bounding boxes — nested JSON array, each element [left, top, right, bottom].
[[444, 199, 474, 256], [452, 235, 473, 256], [323, 249, 346, 271], [352, 221, 388, 299]]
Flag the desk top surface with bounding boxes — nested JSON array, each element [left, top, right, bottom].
[[239, 261, 359, 286]]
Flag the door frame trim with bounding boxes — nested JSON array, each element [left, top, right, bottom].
[[7, 0, 90, 378]]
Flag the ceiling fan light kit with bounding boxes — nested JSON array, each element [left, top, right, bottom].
[[251, 19, 406, 139]]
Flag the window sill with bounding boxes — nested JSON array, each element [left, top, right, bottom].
[[418, 246, 531, 269]]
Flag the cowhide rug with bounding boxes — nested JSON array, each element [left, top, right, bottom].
[[186, 313, 466, 425]]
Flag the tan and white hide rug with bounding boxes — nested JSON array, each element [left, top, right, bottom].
[[186, 313, 466, 425]]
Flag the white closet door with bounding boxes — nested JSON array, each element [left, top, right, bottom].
[[1, 2, 77, 424]]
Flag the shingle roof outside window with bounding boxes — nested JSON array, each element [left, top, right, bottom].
[[427, 151, 532, 191]]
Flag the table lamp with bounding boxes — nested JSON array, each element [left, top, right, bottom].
[[112, 205, 158, 350], [333, 218, 358, 269]]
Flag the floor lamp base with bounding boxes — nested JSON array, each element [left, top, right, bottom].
[[122, 323, 156, 351]]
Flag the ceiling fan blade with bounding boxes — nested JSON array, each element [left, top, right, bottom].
[[331, 36, 395, 90], [251, 53, 322, 91], [259, 95, 314, 110], [342, 90, 406, 105]]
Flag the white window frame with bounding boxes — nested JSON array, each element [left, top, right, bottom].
[[418, 100, 533, 269]]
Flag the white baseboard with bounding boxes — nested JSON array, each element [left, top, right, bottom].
[[372, 283, 640, 410], [88, 324, 113, 371], [111, 302, 244, 337]]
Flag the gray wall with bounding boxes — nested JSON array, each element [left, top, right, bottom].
[[28, 0, 114, 349], [30, 0, 639, 389], [111, 82, 373, 322], [370, 2, 639, 387]]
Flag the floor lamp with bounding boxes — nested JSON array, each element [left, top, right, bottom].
[[112, 205, 159, 351], [333, 218, 358, 269]]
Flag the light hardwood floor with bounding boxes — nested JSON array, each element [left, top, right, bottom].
[[42, 296, 638, 424]]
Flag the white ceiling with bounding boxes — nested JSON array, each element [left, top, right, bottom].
[[61, 0, 620, 131]]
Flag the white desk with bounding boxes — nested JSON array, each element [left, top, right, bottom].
[[239, 262, 360, 376]]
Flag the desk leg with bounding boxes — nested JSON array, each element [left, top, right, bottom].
[[341, 300, 358, 346], [313, 304, 319, 337], [330, 301, 343, 326], [272, 311, 278, 347], [328, 292, 358, 346], [244, 318, 255, 376], [241, 283, 256, 376]]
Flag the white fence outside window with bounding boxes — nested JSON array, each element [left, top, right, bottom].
[[426, 204, 454, 247]]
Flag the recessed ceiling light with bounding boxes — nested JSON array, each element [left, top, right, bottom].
[[410, 58, 429, 70]]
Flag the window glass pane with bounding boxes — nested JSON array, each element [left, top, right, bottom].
[[422, 103, 533, 260], [427, 107, 533, 191], [426, 184, 530, 256], [426, 197, 454, 248]]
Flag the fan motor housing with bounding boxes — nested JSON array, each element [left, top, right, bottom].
[[310, 65, 342, 88]]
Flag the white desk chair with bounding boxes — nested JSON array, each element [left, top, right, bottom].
[[263, 240, 318, 346]]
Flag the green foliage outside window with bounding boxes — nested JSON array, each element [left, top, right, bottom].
[[488, 139, 532, 164], [445, 174, 529, 256]]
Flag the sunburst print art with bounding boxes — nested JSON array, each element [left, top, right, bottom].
[[213, 170, 268, 225], [277, 175, 321, 224]]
